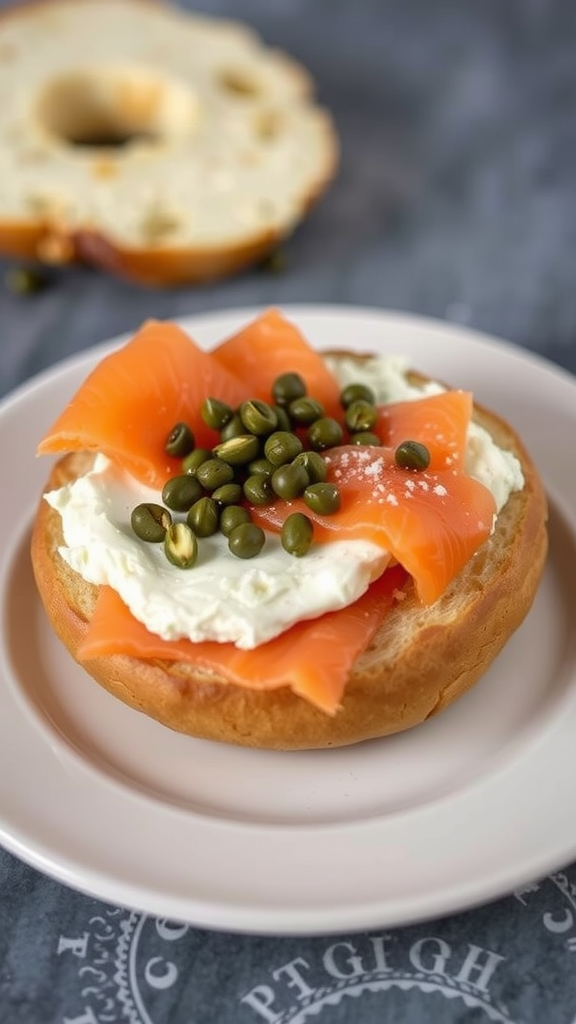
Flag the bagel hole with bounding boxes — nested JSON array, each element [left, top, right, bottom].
[[36, 67, 197, 149]]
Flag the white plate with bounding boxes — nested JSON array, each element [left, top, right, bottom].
[[1, 305, 575, 936]]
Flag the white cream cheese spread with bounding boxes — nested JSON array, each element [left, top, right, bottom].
[[45, 355, 524, 649]]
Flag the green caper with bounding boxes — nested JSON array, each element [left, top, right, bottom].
[[264, 430, 303, 467], [164, 522, 198, 568], [161, 474, 204, 512], [228, 522, 266, 559], [5, 265, 50, 295], [271, 462, 309, 500], [307, 417, 344, 451], [340, 382, 376, 408], [258, 248, 288, 274], [243, 473, 273, 505], [248, 457, 274, 478], [201, 397, 233, 431], [272, 372, 306, 408], [164, 422, 195, 458], [281, 513, 314, 557], [239, 399, 278, 436], [212, 482, 243, 506], [187, 496, 219, 537], [394, 440, 431, 471], [219, 412, 246, 441], [293, 450, 328, 483], [182, 447, 211, 476], [272, 405, 292, 432], [288, 396, 324, 425], [344, 400, 378, 433], [212, 434, 260, 465], [196, 458, 235, 491], [350, 431, 381, 447], [220, 505, 252, 537], [131, 503, 172, 542], [303, 482, 341, 515]]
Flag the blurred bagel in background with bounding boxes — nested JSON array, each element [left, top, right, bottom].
[[0, 0, 338, 285]]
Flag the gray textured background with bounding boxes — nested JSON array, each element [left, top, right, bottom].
[[1, 1, 576, 1022]]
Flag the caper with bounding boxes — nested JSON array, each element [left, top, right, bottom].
[[344, 399, 378, 433], [220, 412, 246, 441], [182, 447, 211, 476], [281, 513, 314, 557], [212, 482, 243, 506], [288, 396, 324, 426], [259, 248, 288, 274], [243, 473, 273, 505], [239, 399, 278, 436], [212, 434, 260, 465], [271, 462, 309, 500], [264, 430, 303, 467], [272, 405, 292, 432], [272, 372, 306, 408], [350, 431, 381, 447], [293, 450, 328, 483], [340, 382, 376, 408], [164, 522, 198, 568], [187, 496, 219, 537], [228, 522, 266, 559], [196, 457, 235, 491], [131, 503, 172, 542], [220, 505, 252, 537], [395, 440, 431, 471], [161, 474, 204, 512], [307, 417, 344, 451], [5, 265, 50, 295], [248, 457, 274, 478], [165, 422, 195, 458], [303, 482, 341, 515], [201, 397, 233, 431]]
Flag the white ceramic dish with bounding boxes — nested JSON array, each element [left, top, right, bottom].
[[0, 306, 575, 936]]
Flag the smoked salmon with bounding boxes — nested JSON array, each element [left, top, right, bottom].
[[377, 390, 472, 470], [77, 566, 408, 715], [37, 309, 341, 488], [212, 307, 342, 418], [38, 320, 248, 489], [253, 445, 495, 605]]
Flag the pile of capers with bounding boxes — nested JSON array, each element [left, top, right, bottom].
[[130, 370, 429, 569]]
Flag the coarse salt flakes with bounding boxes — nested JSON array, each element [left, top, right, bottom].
[[386, 493, 399, 506], [434, 484, 448, 496], [363, 458, 384, 478]]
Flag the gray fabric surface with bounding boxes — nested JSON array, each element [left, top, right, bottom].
[[1, 0, 576, 1021]]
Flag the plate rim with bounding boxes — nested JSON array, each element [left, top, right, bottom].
[[1, 303, 576, 936]]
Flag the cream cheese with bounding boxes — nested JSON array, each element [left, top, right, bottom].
[[46, 454, 388, 649], [45, 355, 524, 649]]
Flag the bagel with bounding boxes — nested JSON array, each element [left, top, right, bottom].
[[0, 0, 337, 285], [30, 350, 548, 750]]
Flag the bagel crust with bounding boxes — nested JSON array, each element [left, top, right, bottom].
[[30, 366, 548, 750], [0, 0, 338, 285]]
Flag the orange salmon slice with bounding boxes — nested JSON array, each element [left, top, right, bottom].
[[212, 307, 342, 417], [377, 390, 473, 469], [254, 444, 496, 605], [37, 320, 249, 489], [78, 566, 408, 715]]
